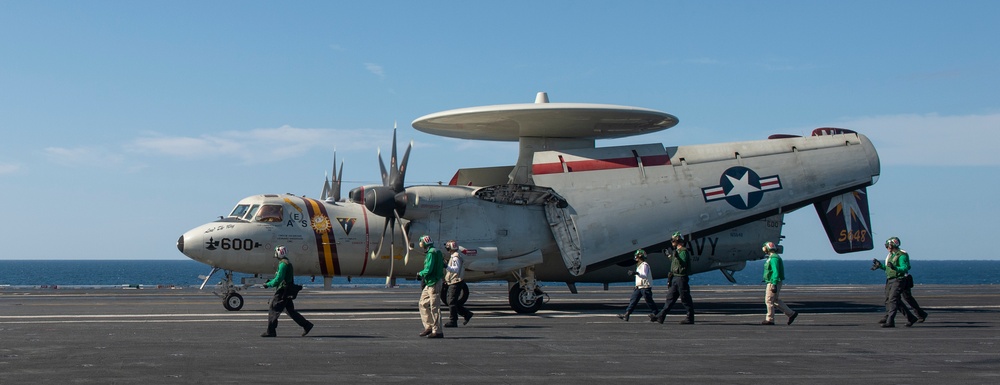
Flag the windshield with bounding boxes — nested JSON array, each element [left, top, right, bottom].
[[255, 204, 283, 223], [244, 204, 260, 220], [229, 204, 250, 218]]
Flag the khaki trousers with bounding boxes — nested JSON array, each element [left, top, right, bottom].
[[419, 281, 443, 333], [765, 282, 794, 322]]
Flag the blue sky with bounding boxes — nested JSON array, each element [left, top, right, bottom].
[[1, 1, 997, 261]]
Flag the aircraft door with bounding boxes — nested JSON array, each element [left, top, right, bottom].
[[545, 200, 584, 276]]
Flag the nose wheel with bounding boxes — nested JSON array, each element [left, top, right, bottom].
[[200, 267, 246, 311], [223, 292, 244, 311]]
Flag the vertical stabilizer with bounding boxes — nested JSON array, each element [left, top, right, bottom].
[[814, 188, 874, 253], [811, 127, 875, 253]]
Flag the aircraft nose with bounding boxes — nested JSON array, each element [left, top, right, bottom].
[[177, 234, 185, 253]]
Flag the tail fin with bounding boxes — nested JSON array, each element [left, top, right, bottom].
[[814, 188, 874, 253], [811, 127, 873, 253]]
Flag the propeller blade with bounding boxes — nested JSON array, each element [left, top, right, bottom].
[[370, 218, 391, 261], [333, 160, 344, 201], [393, 140, 412, 193], [377, 148, 390, 187], [321, 174, 330, 201], [394, 209, 413, 265], [387, 217, 396, 279], [388, 129, 399, 189]]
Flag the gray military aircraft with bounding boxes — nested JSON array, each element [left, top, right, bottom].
[[177, 92, 879, 312]]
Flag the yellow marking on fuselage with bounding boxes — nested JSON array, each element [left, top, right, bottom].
[[284, 197, 305, 213], [303, 197, 336, 275]]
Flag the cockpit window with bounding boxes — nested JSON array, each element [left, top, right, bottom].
[[256, 204, 283, 223], [244, 204, 260, 220], [230, 204, 251, 218]]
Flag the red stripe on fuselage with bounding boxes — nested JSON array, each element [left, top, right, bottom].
[[533, 154, 671, 175]]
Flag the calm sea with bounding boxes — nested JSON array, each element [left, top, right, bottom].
[[1, 260, 998, 287]]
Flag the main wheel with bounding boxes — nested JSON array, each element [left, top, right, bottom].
[[508, 285, 543, 314], [439, 283, 470, 305], [223, 292, 244, 311]]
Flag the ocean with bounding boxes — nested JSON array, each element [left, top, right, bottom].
[[1, 260, 998, 287]]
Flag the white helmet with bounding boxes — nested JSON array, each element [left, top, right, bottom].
[[274, 245, 287, 259], [418, 235, 433, 249]]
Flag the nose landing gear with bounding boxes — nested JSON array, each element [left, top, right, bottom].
[[200, 267, 245, 311]]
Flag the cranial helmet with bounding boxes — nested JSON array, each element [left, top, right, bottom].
[[762, 241, 777, 253], [885, 237, 901, 248], [634, 249, 646, 260], [444, 240, 458, 251], [274, 245, 287, 259], [418, 235, 433, 249], [671, 231, 682, 241]]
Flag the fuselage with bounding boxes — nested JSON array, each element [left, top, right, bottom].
[[177, 193, 783, 283]]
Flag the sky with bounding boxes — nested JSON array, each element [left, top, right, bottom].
[[1, 1, 998, 261]]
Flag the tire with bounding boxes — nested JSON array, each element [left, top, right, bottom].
[[508, 285, 543, 314], [223, 293, 244, 311]]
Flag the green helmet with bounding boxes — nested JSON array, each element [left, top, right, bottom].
[[671, 231, 682, 241], [762, 241, 777, 252], [634, 249, 646, 259], [885, 237, 900, 248]]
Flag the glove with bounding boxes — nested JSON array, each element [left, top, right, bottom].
[[626, 270, 635, 276], [769, 285, 777, 294], [870, 258, 882, 270], [416, 275, 423, 282], [886, 261, 895, 270]]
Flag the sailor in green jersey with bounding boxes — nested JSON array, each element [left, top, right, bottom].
[[261, 246, 313, 337], [871, 236, 928, 324], [871, 237, 919, 328], [653, 232, 695, 325], [416, 235, 445, 338], [761, 242, 798, 325]]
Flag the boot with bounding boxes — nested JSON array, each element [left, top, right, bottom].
[[617, 313, 630, 322]]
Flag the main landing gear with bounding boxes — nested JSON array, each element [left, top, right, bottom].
[[199, 267, 245, 311], [508, 266, 547, 314]]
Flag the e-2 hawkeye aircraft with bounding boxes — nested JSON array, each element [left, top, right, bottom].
[[177, 92, 879, 313]]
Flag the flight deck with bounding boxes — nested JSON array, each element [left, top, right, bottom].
[[1, 284, 997, 384]]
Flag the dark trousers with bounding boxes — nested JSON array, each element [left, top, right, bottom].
[[656, 275, 694, 320], [624, 287, 658, 315], [884, 278, 917, 325], [266, 291, 312, 335], [446, 281, 473, 322], [900, 275, 928, 318]]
